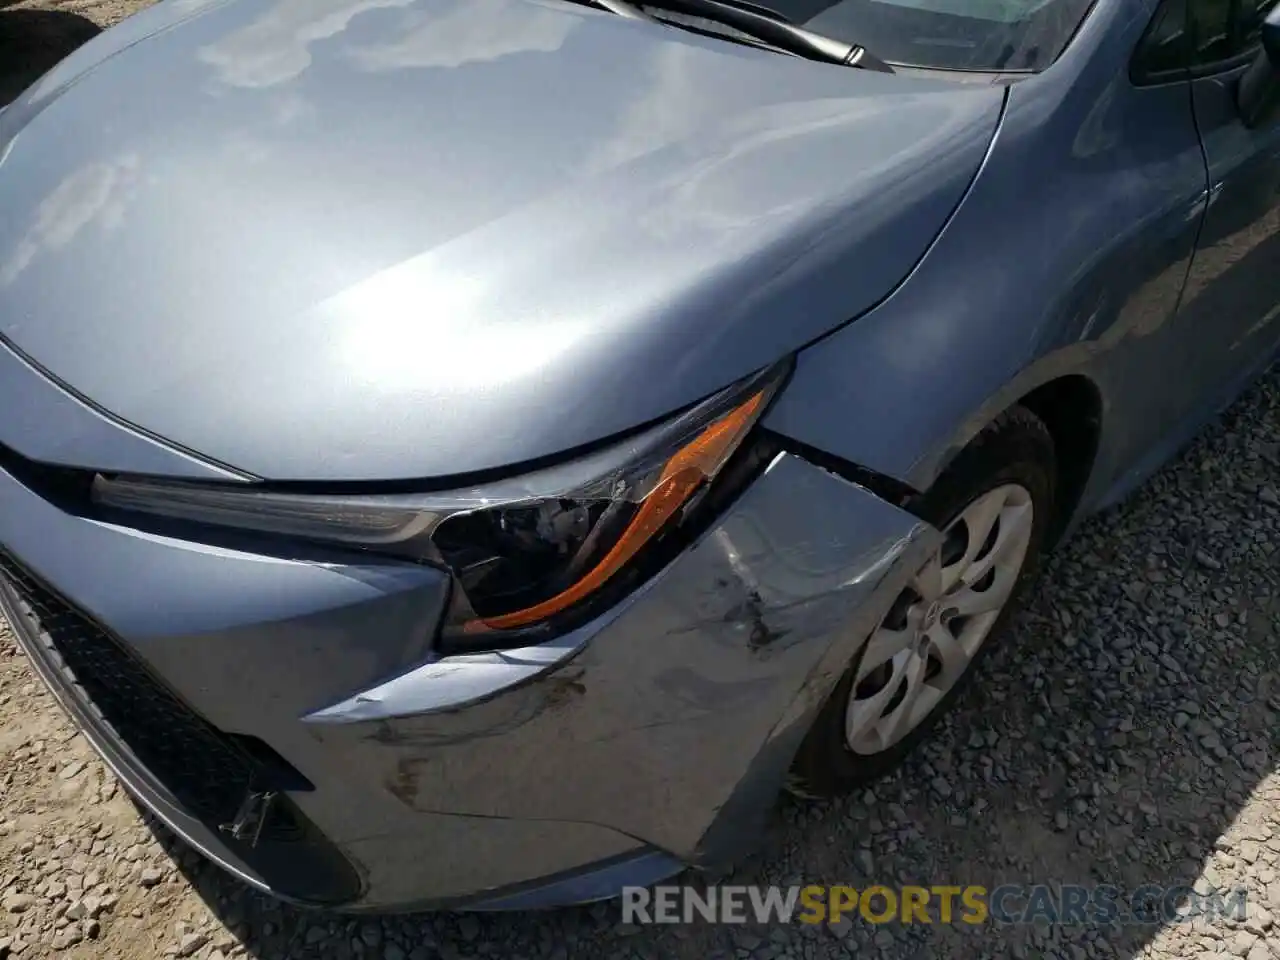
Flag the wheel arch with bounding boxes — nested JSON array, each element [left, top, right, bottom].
[[1014, 375, 1104, 546], [917, 368, 1105, 547]]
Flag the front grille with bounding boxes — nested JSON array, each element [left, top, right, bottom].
[[0, 550, 362, 904], [0, 551, 260, 827]]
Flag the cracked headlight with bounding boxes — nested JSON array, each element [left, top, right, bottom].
[[92, 364, 787, 648]]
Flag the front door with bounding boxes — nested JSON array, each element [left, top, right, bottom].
[[1181, 0, 1280, 409]]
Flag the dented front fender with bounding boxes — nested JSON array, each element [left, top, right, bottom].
[[305, 453, 939, 885]]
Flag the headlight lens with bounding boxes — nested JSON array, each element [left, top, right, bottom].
[[92, 364, 787, 647]]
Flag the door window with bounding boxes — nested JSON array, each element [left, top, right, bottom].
[[1187, 0, 1280, 70], [1132, 0, 1191, 82]]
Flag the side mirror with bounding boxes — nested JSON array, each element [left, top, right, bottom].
[[1238, 4, 1280, 127]]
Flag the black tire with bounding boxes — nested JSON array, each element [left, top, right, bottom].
[[788, 405, 1056, 798]]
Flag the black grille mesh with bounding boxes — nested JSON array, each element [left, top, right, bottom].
[[0, 548, 361, 903], [0, 551, 257, 826]]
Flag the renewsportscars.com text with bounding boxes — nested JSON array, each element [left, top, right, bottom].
[[621, 884, 1248, 927]]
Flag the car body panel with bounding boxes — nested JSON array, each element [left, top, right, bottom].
[[1180, 66, 1280, 412], [0, 450, 937, 909], [764, 0, 1223, 523], [0, 0, 1000, 481], [0, 336, 244, 479]]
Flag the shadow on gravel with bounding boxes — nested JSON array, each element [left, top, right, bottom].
[[0, 7, 101, 107], [128, 367, 1279, 960]]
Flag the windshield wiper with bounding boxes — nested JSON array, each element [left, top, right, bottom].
[[581, 0, 894, 72], [587, 0, 660, 20]]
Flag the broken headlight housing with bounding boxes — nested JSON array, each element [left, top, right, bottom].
[[91, 364, 787, 649]]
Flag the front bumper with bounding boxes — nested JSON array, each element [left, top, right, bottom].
[[0, 449, 937, 911]]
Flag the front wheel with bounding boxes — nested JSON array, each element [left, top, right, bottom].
[[788, 406, 1056, 797]]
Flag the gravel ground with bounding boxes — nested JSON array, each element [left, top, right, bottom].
[[3, 3, 1280, 959]]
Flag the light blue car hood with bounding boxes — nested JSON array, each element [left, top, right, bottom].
[[0, 0, 1003, 482]]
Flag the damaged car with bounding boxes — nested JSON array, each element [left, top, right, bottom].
[[0, 0, 1279, 910]]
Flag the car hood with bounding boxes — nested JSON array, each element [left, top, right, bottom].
[[0, 0, 1002, 482]]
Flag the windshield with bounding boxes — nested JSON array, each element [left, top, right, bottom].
[[733, 0, 1096, 71]]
